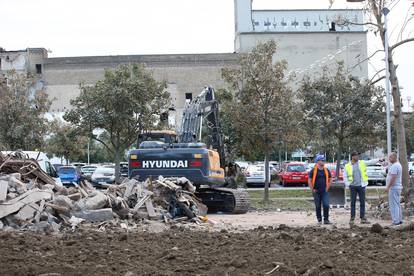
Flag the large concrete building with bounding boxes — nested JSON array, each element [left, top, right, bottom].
[[3, 0, 369, 127], [43, 54, 238, 126], [234, 0, 368, 79]]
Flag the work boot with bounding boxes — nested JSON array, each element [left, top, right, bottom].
[[323, 220, 332, 225], [317, 220, 322, 225], [349, 218, 355, 226], [361, 218, 370, 224]]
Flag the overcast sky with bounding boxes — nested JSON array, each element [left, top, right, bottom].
[[1, 0, 413, 110]]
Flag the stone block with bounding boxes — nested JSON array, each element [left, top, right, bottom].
[[72, 208, 113, 222]]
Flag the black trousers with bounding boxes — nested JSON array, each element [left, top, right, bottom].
[[350, 186, 366, 219], [313, 190, 329, 222]]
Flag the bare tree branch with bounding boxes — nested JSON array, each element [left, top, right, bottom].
[[92, 136, 114, 154], [352, 49, 384, 69], [390, 37, 414, 51], [337, 20, 381, 28], [370, 75, 386, 86], [369, 68, 385, 84]]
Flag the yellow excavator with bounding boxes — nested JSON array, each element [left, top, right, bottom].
[[128, 87, 250, 213]]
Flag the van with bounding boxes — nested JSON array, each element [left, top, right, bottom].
[[1, 151, 62, 185]]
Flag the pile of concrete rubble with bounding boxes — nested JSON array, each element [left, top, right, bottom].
[[0, 152, 208, 233]]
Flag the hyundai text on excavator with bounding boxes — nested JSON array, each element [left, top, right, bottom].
[[128, 87, 250, 214]]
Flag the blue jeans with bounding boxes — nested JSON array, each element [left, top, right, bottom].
[[388, 188, 403, 224], [350, 186, 366, 219], [313, 190, 329, 222]]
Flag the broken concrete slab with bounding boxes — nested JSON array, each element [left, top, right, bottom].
[[72, 208, 113, 222], [0, 180, 8, 201], [0, 189, 53, 219], [45, 202, 71, 216], [42, 184, 55, 191], [53, 195, 74, 210], [84, 191, 108, 210], [28, 221, 52, 234], [15, 203, 38, 221], [8, 176, 27, 194], [6, 192, 17, 200], [144, 220, 168, 233]]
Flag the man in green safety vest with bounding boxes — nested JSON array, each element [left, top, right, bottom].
[[344, 152, 370, 225]]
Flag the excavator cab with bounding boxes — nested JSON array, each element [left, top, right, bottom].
[[137, 130, 178, 147]]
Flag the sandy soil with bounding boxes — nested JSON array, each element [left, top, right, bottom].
[[207, 209, 410, 231]]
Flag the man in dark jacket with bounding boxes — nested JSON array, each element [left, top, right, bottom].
[[308, 155, 332, 224]]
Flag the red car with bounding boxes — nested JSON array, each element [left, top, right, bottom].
[[325, 163, 344, 182], [277, 162, 308, 186]]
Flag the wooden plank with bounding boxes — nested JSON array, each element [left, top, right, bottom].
[[123, 180, 136, 199], [0, 180, 8, 201], [35, 199, 45, 223], [145, 199, 156, 217], [133, 194, 150, 212]]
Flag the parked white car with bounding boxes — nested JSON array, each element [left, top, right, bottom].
[[91, 167, 116, 187], [305, 163, 316, 172], [235, 161, 250, 172], [366, 164, 386, 186], [244, 164, 272, 186], [408, 161, 414, 176]]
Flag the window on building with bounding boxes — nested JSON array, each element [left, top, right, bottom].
[[185, 93, 192, 103], [35, 64, 42, 74]]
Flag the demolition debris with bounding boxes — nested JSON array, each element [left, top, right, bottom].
[[0, 151, 209, 233]]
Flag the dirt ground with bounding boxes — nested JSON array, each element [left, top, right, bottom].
[[207, 209, 404, 230], [1, 210, 414, 276]]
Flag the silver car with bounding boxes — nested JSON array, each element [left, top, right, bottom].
[[245, 165, 266, 186], [91, 167, 116, 186], [366, 164, 386, 186]]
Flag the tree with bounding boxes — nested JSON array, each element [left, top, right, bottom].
[[332, 0, 414, 197], [299, 63, 385, 177], [214, 88, 242, 162], [45, 119, 88, 164], [221, 40, 299, 203], [0, 70, 52, 150], [64, 63, 170, 182]]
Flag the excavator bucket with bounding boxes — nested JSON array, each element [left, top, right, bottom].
[[328, 182, 346, 207]]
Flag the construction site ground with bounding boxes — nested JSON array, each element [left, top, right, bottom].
[[1, 209, 414, 276]]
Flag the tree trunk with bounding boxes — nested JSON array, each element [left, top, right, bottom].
[[263, 151, 270, 204], [370, 0, 412, 202], [335, 140, 343, 182], [114, 147, 121, 183], [388, 54, 412, 196]]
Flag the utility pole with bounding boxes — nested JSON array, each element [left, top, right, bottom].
[[87, 140, 90, 165], [383, 7, 392, 156]]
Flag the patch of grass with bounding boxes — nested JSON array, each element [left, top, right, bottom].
[[247, 189, 312, 199], [250, 198, 314, 211], [247, 187, 386, 200]]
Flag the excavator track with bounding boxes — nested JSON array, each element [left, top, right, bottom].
[[196, 187, 250, 214]]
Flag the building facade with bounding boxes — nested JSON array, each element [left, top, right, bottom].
[[234, 0, 368, 80], [3, 0, 369, 128], [0, 47, 47, 93], [43, 53, 238, 125]]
